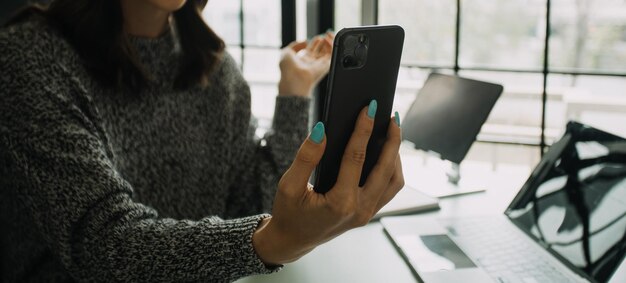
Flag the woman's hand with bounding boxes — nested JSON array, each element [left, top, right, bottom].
[[278, 33, 334, 97], [253, 104, 404, 265]]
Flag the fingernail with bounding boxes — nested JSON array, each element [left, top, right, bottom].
[[367, 100, 377, 119], [394, 111, 401, 126], [310, 121, 325, 144], [326, 28, 334, 33]]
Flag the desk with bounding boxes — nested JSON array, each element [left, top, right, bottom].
[[237, 149, 531, 283]]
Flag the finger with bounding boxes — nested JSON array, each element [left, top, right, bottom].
[[281, 122, 327, 190], [363, 115, 402, 202], [280, 41, 304, 60], [375, 155, 405, 212], [308, 37, 324, 56], [322, 42, 333, 55], [364, 114, 402, 187], [312, 37, 326, 56], [334, 100, 377, 190], [305, 37, 317, 52], [286, 40, 308, 53], [321, 35, 334, 54], [317, 41, 332, 58]]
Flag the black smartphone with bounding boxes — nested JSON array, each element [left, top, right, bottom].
[[313, 25, 404, 194]]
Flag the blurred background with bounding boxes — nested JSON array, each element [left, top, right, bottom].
[[2, 0, 625, 170], [201, 0, 626, 170]]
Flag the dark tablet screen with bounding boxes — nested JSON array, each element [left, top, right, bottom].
[[401, 73, 503, 164]]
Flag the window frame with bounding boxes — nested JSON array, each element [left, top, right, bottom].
[[229, 0, 626, 155], [332, 0, 626, 154]]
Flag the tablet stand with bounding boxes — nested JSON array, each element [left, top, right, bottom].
[[412, 151, 486, 198], [446, 163, 461, 185]]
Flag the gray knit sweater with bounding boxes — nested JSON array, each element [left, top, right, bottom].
[[0, 16, 310, 282]]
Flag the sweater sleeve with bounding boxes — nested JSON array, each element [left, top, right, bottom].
[[222, 55, 311, 218], [0, 31, 277, 282]]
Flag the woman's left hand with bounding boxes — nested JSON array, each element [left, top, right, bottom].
[[278, 32, 334, 97]]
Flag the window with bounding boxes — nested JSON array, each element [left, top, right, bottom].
[[202, 1, 626, 168], [378, 0, 456, 67], [550, 0, 626, 73], [460, 0, 546, 70], [203, 0, 282, 131], [203, 0, 309, 132], [336, 0, 626, 168], [335, 0, 362, 29]]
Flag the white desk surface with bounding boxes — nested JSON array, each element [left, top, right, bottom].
[[237, 147, 532, 283]]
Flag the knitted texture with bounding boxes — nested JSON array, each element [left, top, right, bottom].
[[0, 16, 310, 282]]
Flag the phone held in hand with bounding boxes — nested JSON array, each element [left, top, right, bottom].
[[313, 25, 405, 194]]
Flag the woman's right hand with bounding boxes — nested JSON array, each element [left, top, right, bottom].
[[252, 104, 404, 265]]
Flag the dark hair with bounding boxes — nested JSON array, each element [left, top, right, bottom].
[[6, 0, 225, 92]]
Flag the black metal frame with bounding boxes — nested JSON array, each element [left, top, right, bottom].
[[540, 0, 551, 154], [238, 0, 245, 68], [281, 0, 297, 47]]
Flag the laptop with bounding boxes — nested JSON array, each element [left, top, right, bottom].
[[381, 121, 626, 283]]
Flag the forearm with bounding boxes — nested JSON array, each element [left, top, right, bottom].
[[225, 95, 310, 217], [2, 111, 277, 282], [80, 202, 275, 282], [265, 95, 311, 174], [12, 161, 278, 282]]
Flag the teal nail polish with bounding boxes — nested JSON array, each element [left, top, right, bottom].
[[394, 111, 401, 126], [310, 122, 325, 144], [367, 100, 377, 119]]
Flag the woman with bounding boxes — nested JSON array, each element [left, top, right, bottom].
[[0, 0, 404, 282]]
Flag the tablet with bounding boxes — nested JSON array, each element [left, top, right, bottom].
[[402, 73, 503, 164]]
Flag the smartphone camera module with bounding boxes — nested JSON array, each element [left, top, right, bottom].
[[341, 34, 368, 69]]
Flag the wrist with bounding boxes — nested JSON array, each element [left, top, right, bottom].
[[252, 217, 309, 265], [278, 79, 313, 97], [254, 217, 297, 266], [252, 217, 279, 266]]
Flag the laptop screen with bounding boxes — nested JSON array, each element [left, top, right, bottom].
[[506, 122, 626, 283]]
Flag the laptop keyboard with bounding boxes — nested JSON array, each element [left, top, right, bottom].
[[444, 217, 578, 283]]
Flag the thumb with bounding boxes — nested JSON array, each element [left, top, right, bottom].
[[282, 122, 326, 189]]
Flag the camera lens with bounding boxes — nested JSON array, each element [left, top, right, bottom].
[[344, 36, 357, 50], [343, 55, 354, 64], [342, 55, 356, 67]]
